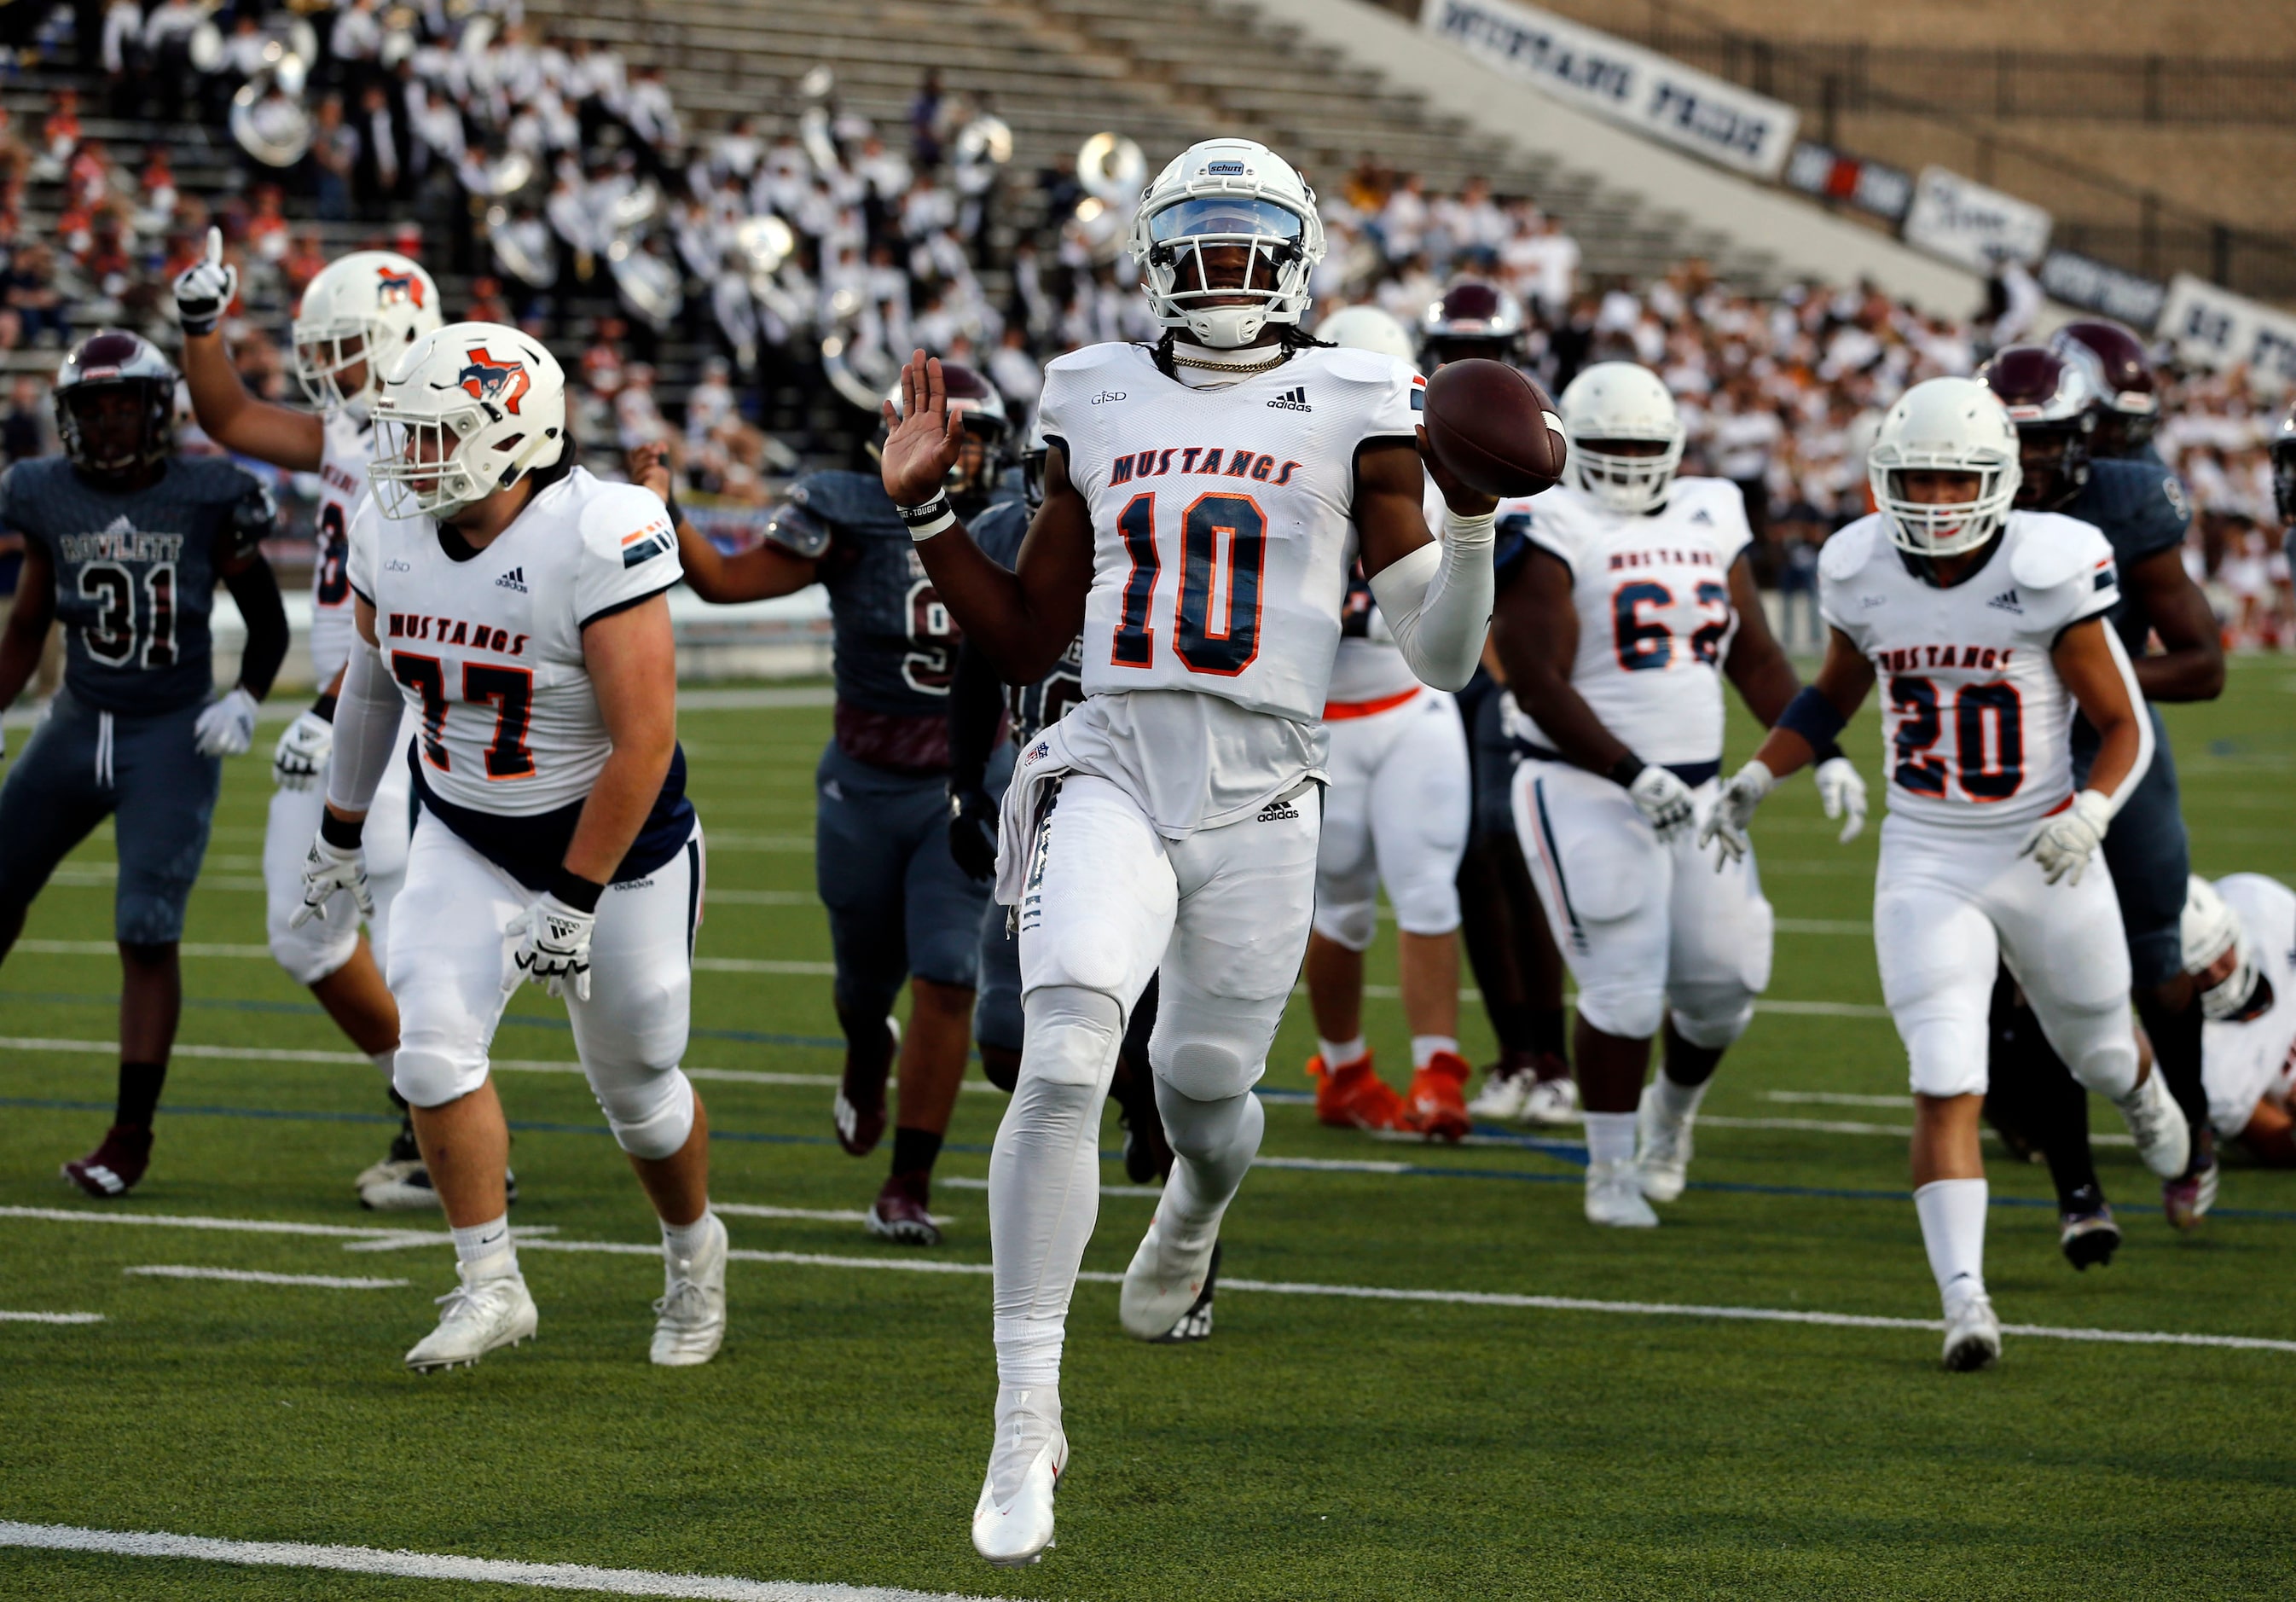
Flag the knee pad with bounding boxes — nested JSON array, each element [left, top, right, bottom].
[[1388, 872, 1461, 938], [594, 1065, 696, 1160], [1574, 978, 1667, 1044], [1153, 1079, 1262, 1168], [392, 1043, 484, 1110], [268, 914, 357, 988], [1667, 993, 1754, 1053], [2056, 1010, 2140, 1101], [1311, 895, 1377, 953], [1904, 1017, 1988, 1100], [1017, 984, 1124, 1089]]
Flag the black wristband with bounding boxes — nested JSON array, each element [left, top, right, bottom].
[[896, 492, 951, 529], [1812, 735, 1846, 765], [310, 693, 339, 723], [548, 866, 605, 914], [319, 810, 364, 850], [1606, 753, 1647, 790], [180, 313, 220, 338]]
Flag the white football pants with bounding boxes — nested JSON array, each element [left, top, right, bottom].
[[1875, 812, 2137, 1100], [1312, 687, 1470, 950], [1513, 757, 1773, 1047], [264, 717, 414, 985], [386, 812, 704, 1160], [990, 772, 1318, 1384]]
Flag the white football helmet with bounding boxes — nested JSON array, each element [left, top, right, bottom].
[[1128, 137, 1325, 349], [368, 322, 567, 521], [2183, 876, 2272, 1023], [1316, 305, 1417, 364], [291, 251, 444, 412], [1558, 362, 1683, 514], [1867, 377, 2022, 560]]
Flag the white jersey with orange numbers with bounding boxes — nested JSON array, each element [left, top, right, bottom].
[[1503, 477, 1753, 769], [307, 408, 374, 684], [1818, 509, 2119, 832]]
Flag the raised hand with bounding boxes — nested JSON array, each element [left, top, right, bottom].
[[879, 349, 964, 508], [626, 441, 673, 500], [172, 226, 239, 338]]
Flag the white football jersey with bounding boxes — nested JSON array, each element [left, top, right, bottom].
[[346, 465, 681, 816], [308, 409, 375, 684], [1819, 510, 2119, 831], [2203, 874, 2296, 1139], [1037, 341, 1422, 725], [1503, 477, 1753, 769]]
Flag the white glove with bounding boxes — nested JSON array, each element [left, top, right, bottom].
[[1626, 762, 1696, 842], [171, 225, 238, 336], [2021, 789, 2112, 885], [508, 891, 596, 1001], [290, 831, 373, 927], [193, 687, 260, 757], [271, 709, 334, 791], [1813, 757, 1869, 845], [1700, 758, 1774, 867]]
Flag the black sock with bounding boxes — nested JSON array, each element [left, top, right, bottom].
[[890, 1125, 942, 1179], [1529, 1007, 1567, 1063], [114, 1059, 167, 1129], [1482, 1000, 1536, 1056]]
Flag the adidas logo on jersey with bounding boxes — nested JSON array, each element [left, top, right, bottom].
[[1267, 386, 1313, 412], [1689, 508, 1713, 525], [495, 566, 528, 593], [1256, 797, 1302, 821], [1986, 588, 2023, 613]]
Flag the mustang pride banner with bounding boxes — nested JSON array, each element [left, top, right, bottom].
[[1421, 0, 1798, 180]]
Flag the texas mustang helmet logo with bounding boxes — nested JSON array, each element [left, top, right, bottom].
[[375, 267, 426, 309], [457, 348, 531, 415]]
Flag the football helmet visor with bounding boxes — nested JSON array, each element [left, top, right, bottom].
[[1130, 139, 1325, 349]]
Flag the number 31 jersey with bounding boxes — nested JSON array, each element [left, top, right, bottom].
[[347, 464, 682, 817], [1036, 341, 1422, 724], [1819, 509, 2119, 831], [1507, 477, 1752, 769]]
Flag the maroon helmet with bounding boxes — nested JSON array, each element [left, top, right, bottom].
[[1977, 345, 2096, 512], [2048, 319, 2159, 457], [55, 329, 177, 480], [1419, 280, 1525, 367], [881, 359, 1012, 502]]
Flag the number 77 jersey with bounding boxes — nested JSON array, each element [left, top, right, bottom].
[[346, 465, 682, 816], [1818, 509, 2120, 829]]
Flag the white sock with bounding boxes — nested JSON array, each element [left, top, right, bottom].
[[1653, 1071, 1709, 1124], [450, 1213, 513, 1273], [1584, 1111, 1638, 1169], [1318, 1036, 1367, 1070], [987, 1382, 1064, 1505], [662, 1209, 714, 1262], [1913, 1178, 1988, 1306], [1411, 1035, 1459, 1070]]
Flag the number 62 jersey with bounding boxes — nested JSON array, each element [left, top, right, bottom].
[[1818, 509, 2120, 830]]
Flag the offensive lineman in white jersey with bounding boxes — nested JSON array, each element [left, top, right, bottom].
[[882, 139, 1497, 1566], [1494, 362, 1868, 1226], [173, 231, 441, 1206], [1705, 377, 2190, 1370], [294, 324, 727, 1371]]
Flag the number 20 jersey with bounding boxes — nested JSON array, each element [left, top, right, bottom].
[[1818, 509, 2119, 831], [1036, 341, 1423, 724], [1506, 477, 1753, 769]]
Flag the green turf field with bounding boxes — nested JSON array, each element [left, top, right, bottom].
[[3, 663, 2293, 1600]]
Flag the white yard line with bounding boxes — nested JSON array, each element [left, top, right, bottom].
[[0, 1522, 998, 1601], [712, 1204, 954, 1227], [0, 1310, 102, 1324], [123, 1266, 409, 1289], [9, 1206, 2285, 1353]]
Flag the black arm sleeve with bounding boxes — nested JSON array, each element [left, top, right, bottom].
[[223, 555, 288, 701], [947, 638, 1005, 793]]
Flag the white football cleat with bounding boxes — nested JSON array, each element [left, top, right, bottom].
[[651, 1210, 728, 1367], [2113, 1069, 2190, 1180], [1519, 1075, 1580, 1127], [1940, 1291, 2002, 1373], [403, 1253, 537, 1372], [1634, 1083, 1694, 1204], [1119, 1210, 1220, 1341], [971, 1386, 1065, 1568], [1466, 1068, 1532, 1121], [1584, 1159, 1659, 1228]]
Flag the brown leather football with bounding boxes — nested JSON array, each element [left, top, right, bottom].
[[1422, 358, 1567, 498]]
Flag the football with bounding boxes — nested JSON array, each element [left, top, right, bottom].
[[1422, 357, 1568, 497]]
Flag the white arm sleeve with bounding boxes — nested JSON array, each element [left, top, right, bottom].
[[1365, 508, 1495, 693], [325, 640, 404, 816], [2090, 625, 2154, 820]]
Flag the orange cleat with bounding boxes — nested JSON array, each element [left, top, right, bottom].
[[1307, 1053, 1409, 1132], [1401, 1052, 1475, 1142]]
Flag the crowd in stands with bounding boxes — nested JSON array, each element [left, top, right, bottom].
[[0, 4, 2288, 649]]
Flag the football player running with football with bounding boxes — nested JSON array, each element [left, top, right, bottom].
[[1492, 360, 1865, 1226], [302, 325, 725, 1372], [881, 138, 1496, 1565], [1704, 376, 2191, 1372], [0, 331, 289, 1197], [175, 229, 448, 1210]]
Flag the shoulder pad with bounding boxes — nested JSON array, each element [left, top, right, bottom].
[[575, 479, 669, 537], [1817, 516, 1881, 583], [227, 469, 279, 559], [2008, 512, 2111, 592], [1315, 346, 1412, 386], [1041, 341, 1139, 380], [762, 496, 832, 560]]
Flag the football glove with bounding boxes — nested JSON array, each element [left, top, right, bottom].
[[508, 891, 596, 1001], [290, 832, 373, 927], [272, 708, 334, 791], [948, 784, 999, 884], [172, 226, 239, 337], [1626, 762, 1696, 843], [1813, 756, 1869, 845], [2021, 789, 2112, 885], [1700, 758, 1775, 868], [193, 686, 260, 757]]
